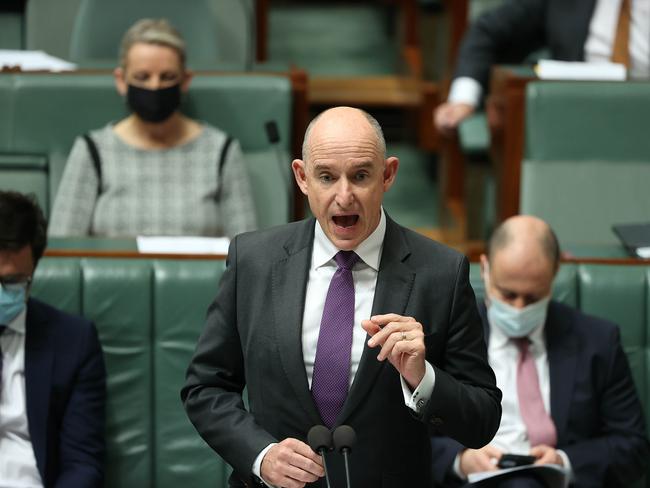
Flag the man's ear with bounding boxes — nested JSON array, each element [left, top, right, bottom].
[[114, 67, 127, 96], [291, 159, 308, 195], [382, 156, 399, 192]]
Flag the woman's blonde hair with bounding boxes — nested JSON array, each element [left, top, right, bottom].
[[119, 18, 186, 69]]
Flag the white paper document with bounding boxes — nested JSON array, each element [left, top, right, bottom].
[[636, 247, 650, 259], [536, 60, 626, 81], [0, 50, 77, 72], [468, 464, 569, 487], [136, 236, 230, 255]]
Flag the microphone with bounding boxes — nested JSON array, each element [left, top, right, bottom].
[[264, 120, 294, 220], [333, 425, 356, 488], [307, 425, 333, 488]]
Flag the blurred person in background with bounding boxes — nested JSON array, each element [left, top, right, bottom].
[[49, 18, 257, 237], [1, 190, 106, 487], [435, 0, 650, 134], [431, 215, 649, 487]]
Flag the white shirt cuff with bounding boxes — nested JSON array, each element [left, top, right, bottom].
[[556, 449, 573, 486], [252, 443, 277, 487], [447, 77, 483, 107], [401, 361, 435, 413], [453, 451, 468, 480]]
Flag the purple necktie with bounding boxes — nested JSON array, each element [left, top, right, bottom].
[[515, 338, 557, 447], [311, 251, 359, 428]]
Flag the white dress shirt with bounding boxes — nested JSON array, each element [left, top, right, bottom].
[[453, 317, 572, 480], [585, 0, 650, 79], [0, 308, 44, 488], [449, 0, 650, 107], [253, 209, 435, 485]]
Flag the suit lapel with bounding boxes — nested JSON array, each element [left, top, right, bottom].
[[271, 219, 322, 425], [24, 299, 53, 481], [338, 217, 415, 424], [546, 303, 578, 444]]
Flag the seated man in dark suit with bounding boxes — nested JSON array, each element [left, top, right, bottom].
[[435, 0, 650, 134], [0, 191, 106, 487], [431, 215, 649, 487]]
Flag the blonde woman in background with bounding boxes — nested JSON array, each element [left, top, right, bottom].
[[49, 18, 257, 237]]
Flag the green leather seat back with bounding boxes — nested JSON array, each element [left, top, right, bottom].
[[0, 73, 293, 226], [32, 258, 155, 486], [25, 0, 82, 59], [153, 259, 228, 487], [0, 76, 13, 147], [0, 10, 23, 49], [578, 265, 647, 416], [520, 81, 650, 247], [0, 155, 49, 214], [83, 259, 155, 487], [186, 75, 293, 228], [69, 0, 252, 69]]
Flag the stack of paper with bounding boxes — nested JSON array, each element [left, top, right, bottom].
[[0, 50, 77, 72], [536, 60, 626, 81], [136, 236, 230, 255], [468, 464, 569, 487]]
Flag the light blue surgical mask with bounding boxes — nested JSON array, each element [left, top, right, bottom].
[[0, 282, 28, 325], [487, 295, 550, 338]]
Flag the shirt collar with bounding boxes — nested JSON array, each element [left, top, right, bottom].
[[3, 306, 27, 335], [312, 208, 386, 271]]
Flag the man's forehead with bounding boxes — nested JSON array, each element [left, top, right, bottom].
[[309, 135, 380, 156]]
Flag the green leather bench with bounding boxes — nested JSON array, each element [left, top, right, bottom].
[[0, 72, 295, 227], [32, 257, 229, 488], [29, 257, 650, 487], [520, 81, 650, 248]]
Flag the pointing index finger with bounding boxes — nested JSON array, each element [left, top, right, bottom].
[[369, 313, 412, 326]]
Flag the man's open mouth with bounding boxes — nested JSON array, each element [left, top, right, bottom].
[[332, 215, 359, 228]]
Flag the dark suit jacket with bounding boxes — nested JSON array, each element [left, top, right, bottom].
[[431, 301, 649, 487], [454, 0, 597, 92], [25, 298, 106, 487], [182, 216, 502, 487]]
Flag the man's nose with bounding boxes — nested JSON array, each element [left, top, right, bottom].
[[511, 297, 527, 309], [335, 179, 354, 207]]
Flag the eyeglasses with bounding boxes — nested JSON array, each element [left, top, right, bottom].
[[0, 276, 32, 293]]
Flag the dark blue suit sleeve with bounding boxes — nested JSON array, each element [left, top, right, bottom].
[[54, 322, 106, 487], [561, 327, 649, 486], [454, 0, 547, 90], [431, 435, 466, 487]]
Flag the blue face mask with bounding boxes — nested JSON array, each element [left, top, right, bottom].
[[0, 283, 28, 325], [487, 295, 550, 338]]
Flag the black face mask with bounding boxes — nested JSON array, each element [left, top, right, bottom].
[[126, 83, 181, 123]]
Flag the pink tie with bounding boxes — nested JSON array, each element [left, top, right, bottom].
[[515, 338, 557, 447]]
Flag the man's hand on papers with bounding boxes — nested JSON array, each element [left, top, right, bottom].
[[531, 444, 564, 466], [460, 445, 503, 476]]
